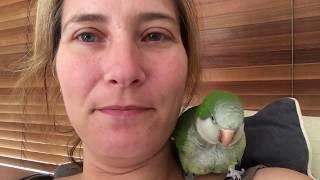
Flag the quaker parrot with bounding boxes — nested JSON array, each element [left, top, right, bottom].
[[173, 91, 246, 179]]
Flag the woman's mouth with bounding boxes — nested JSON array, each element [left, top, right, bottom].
[[95, 105, 155, 117]]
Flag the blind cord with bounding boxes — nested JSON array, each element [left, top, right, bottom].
[[291, 0, 295, 98]]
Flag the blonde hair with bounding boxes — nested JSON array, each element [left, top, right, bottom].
[[16, 0, 200, 165]]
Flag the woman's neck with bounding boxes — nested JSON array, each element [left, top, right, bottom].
[[80, 142, 184, 180]]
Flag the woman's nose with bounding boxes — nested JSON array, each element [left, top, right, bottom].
[[102, 40, 146, 88]]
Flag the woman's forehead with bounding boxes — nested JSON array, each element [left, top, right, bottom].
[[61, 0, 179, 26]]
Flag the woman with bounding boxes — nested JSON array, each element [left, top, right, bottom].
[[17, 0, 313, 179]]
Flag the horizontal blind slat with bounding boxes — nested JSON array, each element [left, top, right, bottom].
[[197, 80, 292, 95], [0, 1, 36, 23], [0, 146, 69, 164], [0, 121, 74, 135], [0, 95, 64, 106], [0, 104, 67, 115], [0, 155, 57, 173], [201, 64, 292, 82], [0, 139, 82, 158], [0, 0, 26, 8], [0, 130, 73, 146], [0, 113, 70, 126]]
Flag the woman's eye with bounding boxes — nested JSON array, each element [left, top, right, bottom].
[[142, 32, 168, 42], [77, 32, 98, 43]]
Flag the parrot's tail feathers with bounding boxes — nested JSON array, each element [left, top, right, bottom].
[[225, 168, 245, 180]]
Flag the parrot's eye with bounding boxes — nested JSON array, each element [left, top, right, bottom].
[[210, 116, 216, 123]]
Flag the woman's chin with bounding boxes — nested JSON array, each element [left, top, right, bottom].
[[86, 132, 167, 161]]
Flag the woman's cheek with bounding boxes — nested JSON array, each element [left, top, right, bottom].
[[161, 48, 188, 92], [55, 47, 100, 121]]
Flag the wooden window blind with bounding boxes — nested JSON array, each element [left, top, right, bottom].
[[0, 0, 319, 174], [193, 0, 320, 116], [0, 0, 78, 173]]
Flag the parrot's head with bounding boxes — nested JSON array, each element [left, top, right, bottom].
[[196, 91, 244, 146]]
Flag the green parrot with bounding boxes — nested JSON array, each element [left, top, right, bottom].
[[173, 91, 246, 179]]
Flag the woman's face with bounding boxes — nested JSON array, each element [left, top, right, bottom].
[[55, 0, 188, 164]]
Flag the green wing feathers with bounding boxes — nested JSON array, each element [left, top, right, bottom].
[[173, 106, 198, 149]]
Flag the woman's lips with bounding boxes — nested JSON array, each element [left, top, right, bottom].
[[95, 105, 155, 117]]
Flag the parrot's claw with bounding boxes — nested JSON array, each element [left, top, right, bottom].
[[224, 167, 245, 180]]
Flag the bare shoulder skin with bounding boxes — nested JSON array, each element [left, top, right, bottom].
[[254, 168, 313, 180]]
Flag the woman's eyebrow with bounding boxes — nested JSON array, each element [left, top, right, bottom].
[[62, 13, 108, 32], [137, 12, 178, 25], [61, 12, 177, 32]]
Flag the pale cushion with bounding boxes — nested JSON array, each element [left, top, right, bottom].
[[302, 116, 320, 179]]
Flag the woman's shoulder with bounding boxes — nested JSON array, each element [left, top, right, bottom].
[[253, 167, 313, 180]]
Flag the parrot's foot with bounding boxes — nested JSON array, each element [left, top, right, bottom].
[[224, 168, 245, 180]]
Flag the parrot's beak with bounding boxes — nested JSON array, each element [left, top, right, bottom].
[[219, 129, 235, 146]]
